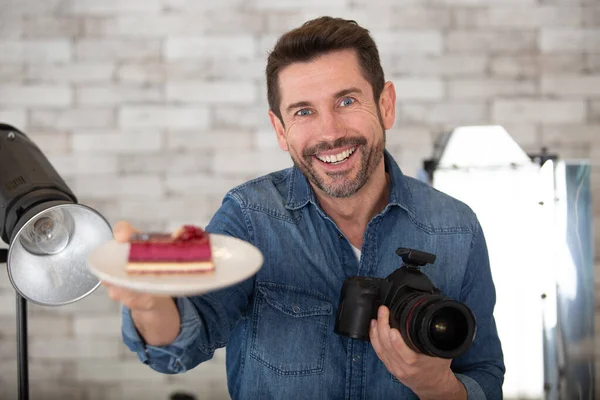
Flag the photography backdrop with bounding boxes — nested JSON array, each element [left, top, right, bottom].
[[0, 0, 598, 399]]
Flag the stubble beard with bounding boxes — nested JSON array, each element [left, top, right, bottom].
[[290, 129, 386, 199]]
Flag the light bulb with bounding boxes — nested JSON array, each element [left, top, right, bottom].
[[19, 209, 74, 255]]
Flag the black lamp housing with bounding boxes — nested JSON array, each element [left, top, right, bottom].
[[0, 123, 77, 244]]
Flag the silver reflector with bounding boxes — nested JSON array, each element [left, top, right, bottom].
[[7, 203, 113, 306]]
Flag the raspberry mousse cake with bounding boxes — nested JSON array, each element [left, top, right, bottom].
[[126, 225, 214, 274]]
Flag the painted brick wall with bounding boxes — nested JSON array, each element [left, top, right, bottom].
[[0, 0, 598, 399]]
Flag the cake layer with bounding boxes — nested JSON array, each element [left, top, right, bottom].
[[126, 261, 214, 273], [128, 226, 212, 262], [128, 237, 211, 262]]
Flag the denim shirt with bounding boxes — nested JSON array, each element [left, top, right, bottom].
[[122, 151, 505, 400]]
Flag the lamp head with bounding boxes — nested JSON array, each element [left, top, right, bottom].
[[0, 124, 113, 306]]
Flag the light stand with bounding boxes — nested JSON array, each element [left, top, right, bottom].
[[0, 123, 114, 400], [17, 293, 28, 400], [0, 251, 30, 400]]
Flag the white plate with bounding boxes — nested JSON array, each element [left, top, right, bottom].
[[87, 234, 263, 296]]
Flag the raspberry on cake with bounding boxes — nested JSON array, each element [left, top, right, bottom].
[[126, 225, 214, 274]]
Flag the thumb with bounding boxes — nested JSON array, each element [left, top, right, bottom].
[[113, 221, 139, 243]]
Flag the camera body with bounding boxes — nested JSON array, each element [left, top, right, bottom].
[[334, 248, 476, 359]]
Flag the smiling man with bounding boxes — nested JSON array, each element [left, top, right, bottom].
[[112, 17, 505, 400]]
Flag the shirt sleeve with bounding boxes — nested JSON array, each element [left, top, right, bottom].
[[121, 193, 256, 374], [451, 220, 506, 400]]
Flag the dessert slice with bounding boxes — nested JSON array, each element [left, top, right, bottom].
[[126, 225, 214, 274]]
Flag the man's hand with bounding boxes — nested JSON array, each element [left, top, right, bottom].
[[102, 221, 180, 346], [103, 220, 171, 312], [369, 306, 467, 400]]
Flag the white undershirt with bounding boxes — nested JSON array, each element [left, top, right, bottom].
[[351, 245, 362, 261]]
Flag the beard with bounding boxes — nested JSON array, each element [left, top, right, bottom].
[[289, 128, 386, 199]]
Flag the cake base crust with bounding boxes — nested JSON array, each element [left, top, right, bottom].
[[126, 261, 214, 274]]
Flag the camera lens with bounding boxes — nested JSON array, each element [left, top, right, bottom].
[[391, 294, 475, 359], [428, 307, 469, 352]]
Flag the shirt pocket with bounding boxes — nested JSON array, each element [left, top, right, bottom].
[[250, 282, 333, 376]]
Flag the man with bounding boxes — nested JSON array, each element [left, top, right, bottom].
[[107, 17, 505, 399]]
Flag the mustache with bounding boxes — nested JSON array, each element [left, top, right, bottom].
[[303, 137, 367, 157]]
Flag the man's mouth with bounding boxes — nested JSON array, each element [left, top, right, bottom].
[[314, 147, 357, 165]]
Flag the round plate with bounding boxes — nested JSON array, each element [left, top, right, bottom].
[[87, 234, 263, 296]]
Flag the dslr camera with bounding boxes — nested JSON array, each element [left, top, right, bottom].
[[334, 248, 476, 359]]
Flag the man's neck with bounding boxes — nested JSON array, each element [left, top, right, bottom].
[[313, 162, 389, 249]]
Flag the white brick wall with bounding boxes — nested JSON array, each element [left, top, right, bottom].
[[490, 56, 538, 77], [29, 338, 122, 360], [447, 79, 537, 99], [541, 75, 600, 96], [392, 78, 444, 100], [71, 129, 163, 153], [165, 37, 256, 60], [166, 81, 256, 104], [22, 16, 80, 38], [119, 105, 210, 128], [0, 108, 27, 128], [400, 102, 488, 124], [492, 100, 587, 123], [371, 31, 443, 55], [1, 1, 599, 399], [26, 64, 115, 84], [70, 0, 163, 14], [76, 85, 163, 106], [541, 29, 600, 52], [30, 108, 115, 129], [0, 85, 72, 107], [0, 40, 72, 63], [75, 39, 162, 61], [446, 31, 538, 53], [167, 129, 253, 151], [384, 55, 488, 77]]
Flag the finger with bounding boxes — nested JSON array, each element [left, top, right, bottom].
[[389, 328, 413, 362], [391, 327, 429, 368], [109, 291, 143, 309], [376, 306, 395, 354], [370, 319, 385, 358], [100, 280, 112, 288], [106, 285, 138, 303], [113, 220, 139, 243], [120, 293, 146, 309], [106, 286, 123, 302]]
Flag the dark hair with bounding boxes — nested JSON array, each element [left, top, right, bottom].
[[266, 17, 385, 123]]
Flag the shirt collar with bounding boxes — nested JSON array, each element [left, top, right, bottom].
[[285, 150, 414, 216]]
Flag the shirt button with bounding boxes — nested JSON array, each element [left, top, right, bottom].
[[292, 306, 301, 313], [338, 234, 343, 239], [353, 356, 360, 362]]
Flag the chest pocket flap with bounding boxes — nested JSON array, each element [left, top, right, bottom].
[[257, 283, 333, 317], [251, 282, 333, 375]]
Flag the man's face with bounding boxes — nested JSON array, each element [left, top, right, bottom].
[[269, 50, 396, 198]]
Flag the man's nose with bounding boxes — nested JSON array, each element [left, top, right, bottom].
[[318, 110, 346, 142]]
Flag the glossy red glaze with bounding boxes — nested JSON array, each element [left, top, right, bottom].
[[128, 226, 212, 262]]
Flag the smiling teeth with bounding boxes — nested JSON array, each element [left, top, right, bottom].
[[316, 147, 356, 164]]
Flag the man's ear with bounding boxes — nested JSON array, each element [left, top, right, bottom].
[[268, 109, 289, 151], [379, 81, 396, 130]]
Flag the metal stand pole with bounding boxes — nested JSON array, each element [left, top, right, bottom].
[[16, 293, 29, 400]]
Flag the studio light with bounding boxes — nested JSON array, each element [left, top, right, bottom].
[[0, 123, 114, 400], [423, 125, 595, 400]]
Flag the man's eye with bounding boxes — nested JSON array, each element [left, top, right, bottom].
[[296, 109, 312, 116], [340, 98, 355, 107]]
